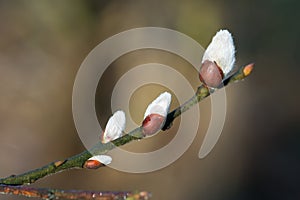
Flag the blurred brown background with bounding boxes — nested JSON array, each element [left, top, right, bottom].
[[0, 0, 299, 199]]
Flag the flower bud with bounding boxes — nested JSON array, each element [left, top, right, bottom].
[[84, 159, 102, 169], [199, 60, 224, 88], [142, 114, 166, 136], [243, 63, 254, 76], [200, 29, 236, 88], [142, 92, 171, 136], [84, 155, 112, 169], [102, 110, 126, 143]]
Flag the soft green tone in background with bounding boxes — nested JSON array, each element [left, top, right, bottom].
[[0, 0, 299, 199]]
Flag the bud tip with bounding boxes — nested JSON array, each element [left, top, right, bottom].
[[243, 63, 254, 76], [102, 110, 126, 143]]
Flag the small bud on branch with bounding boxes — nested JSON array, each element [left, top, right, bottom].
[[102, 110, 126, 143], [142, 92, 171, 136], [200, 29, 236, 88], [84, 155, 112, 169]]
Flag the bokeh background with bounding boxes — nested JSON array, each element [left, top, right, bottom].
[[0, 0, 299, 199]]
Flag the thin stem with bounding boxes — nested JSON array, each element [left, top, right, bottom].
[[0, 63, 253, 186]]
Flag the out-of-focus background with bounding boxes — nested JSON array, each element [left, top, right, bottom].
[[0, 0, 299, 199]]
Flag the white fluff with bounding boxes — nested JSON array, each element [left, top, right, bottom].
[[102, 110, 126, 143], [202, 29, 235, 76], [144, 92, 171, 119], [88, 155, 112, 165]]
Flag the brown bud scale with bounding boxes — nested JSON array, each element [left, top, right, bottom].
[[142, 114, 165, 136], [199, 60, 224, 88], [83, 160, 102, 169]]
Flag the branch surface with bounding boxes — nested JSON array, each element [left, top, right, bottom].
[[0, 185, 150, 200]]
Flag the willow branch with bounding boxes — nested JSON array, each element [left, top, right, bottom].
[[0, 63, 254, 186], [0, 185, 150, 200]]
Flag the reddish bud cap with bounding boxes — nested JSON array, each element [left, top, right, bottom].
[[199, 60, 224, 88], [83, 160, 102, 169], [142, 114, 165, 136]]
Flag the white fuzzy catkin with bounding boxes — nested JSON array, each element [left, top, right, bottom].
[[202, 29, 236, 76], [102, 110, 126, 143], [144, 92, 171, 119], [88, 155, 112, 165]]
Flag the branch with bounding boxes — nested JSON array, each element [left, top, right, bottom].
[[0, 185, 150, 200], [0, 63, 254, 186]]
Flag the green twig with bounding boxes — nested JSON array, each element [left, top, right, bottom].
[[0, 63, 253, 186]]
